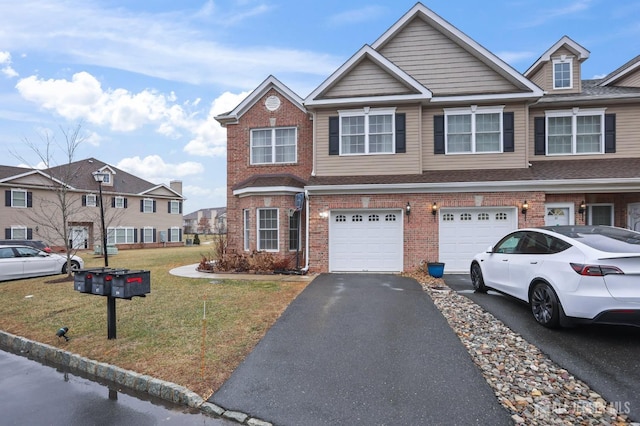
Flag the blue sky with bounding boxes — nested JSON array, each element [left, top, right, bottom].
[[0, 0, 638, 213]]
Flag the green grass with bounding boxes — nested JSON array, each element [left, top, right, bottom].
[[0, 245, 308, 397]]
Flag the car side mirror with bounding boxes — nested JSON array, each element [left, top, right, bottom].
[[486, 246, 494, 253]]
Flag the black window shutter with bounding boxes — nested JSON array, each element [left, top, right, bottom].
[[434, 115, 445, 154], [27, 228, 33, 239], [134, 228, 138, 243], [111, 197, 116, 208], [503, 112, 514, 152], [167, 202, 171, 213], [82, 195, 87, 206], [140, 200, 144, 212], [605, 114, 616, 153], [534, 117, 546, 155], [124, 198, 128, 209], [5, 228, 10, 239], [152, 200, 156, 213], [153, 228, 157, 243], [179, 202, 182, 214], [329, 116, 339, 155], [27, 192, 32, 208], [5, 190, 10, 207], [395, 113, 406, 153], [179, 229, 182, 242]]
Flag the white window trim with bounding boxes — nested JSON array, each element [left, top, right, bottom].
[[444, 105, 505, 155], [86, 194, 97, 207], [114, 196, 125, 209], [250, 127, 298, 165], [545, 108, 606, 156], [169, 227, 181, 242], [586, 203, 614, 226], [243, 209, 250, 251], [11, 189, 27, 208], [142, 227, 154, 243], [552, 56, 573, 90], [11, 226, 27, 239], [169, 200, 180, 214], [257, 208, 279, 252], [338, 107, 397, 156], [143, 198, 154, 213], [107, 226, 135, 244], [544, 202, 575, 226]]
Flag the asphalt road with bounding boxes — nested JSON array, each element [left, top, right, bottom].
[[444, 273, 640, 422], [211, 273, 513, 426], [0, 349, 234, 426]]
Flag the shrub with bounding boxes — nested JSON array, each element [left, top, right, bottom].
[[193, 233, 200, 245]]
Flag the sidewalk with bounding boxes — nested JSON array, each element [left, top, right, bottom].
[[169, 264, 315, 282]]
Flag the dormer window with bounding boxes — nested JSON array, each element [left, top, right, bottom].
[[553, 56, 572, 89]]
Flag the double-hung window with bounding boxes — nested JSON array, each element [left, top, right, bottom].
[[169, 227, 181, 242], [86, 194, 97, 207], [114, 196, 126, 209], [445, 106, 503, 154], [142, 198, 155, 213], [10, 189, 27, 208], [546, 109, 605, 155], [251, 127, 297, 164], [142, 227, 155, 243], [169, 200, 181, 214], [11, 226, 27, 239], [339, 107, 395, 154], [108, 227, 134, 244], [553, 57, 572, 89], [257, 208, 278, 251]]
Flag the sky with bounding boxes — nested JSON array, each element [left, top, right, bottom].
[[1, 0, 639, 214]]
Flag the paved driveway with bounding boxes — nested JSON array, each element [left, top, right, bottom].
[[210, 273, 512, 425]]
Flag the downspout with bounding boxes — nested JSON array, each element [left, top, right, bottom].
[[301, 189, 310, 273], [311, 111, 317, 177]]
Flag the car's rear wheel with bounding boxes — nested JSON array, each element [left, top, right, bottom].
[[470, 262, 487, 293], [530, 282, 562, 328], [62, 260, 80, 274]]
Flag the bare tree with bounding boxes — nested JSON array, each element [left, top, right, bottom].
[[11, 123, 88, 279], [197, 216, 211, 235]]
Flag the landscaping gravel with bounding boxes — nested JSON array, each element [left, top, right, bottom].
[[414, 275, 637, 426]]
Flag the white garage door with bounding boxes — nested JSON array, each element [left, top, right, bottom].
[[439, 207, 517, 273], [329, 210, 403, 272]]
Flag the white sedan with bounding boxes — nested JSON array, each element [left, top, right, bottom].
[[470, 226, 640, 328], [0, 245, 84, 281]]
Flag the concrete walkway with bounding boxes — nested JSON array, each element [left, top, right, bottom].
[[169, 264, 314, 282], [209, 273, 513, 425]]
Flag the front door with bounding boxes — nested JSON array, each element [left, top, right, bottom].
[[69, 227, 88, 249], [545, 206, 570, 226], [628, 203, 640, 231]]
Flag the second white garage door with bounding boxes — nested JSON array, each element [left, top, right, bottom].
[[439, 207, 517, 273], [329, 210, 403, 272]]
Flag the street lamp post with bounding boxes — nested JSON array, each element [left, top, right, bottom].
[[93, 172, 116, 339]]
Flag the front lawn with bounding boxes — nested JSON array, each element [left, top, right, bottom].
[[0, 245, 309, 398]]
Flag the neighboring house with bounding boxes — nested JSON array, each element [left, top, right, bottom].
[[0, 157, 185, 251], [183, 207, 227, 235], [216, 3, 640, 273]]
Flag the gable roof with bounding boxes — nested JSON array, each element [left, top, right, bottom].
[[598, 55, 640, 87], [524, 35, 590, 77], [215, 75, 305, 126]]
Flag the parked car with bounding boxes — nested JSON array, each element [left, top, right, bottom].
[[470, 226, 640, 328], [0, 240, 51, 253], [0, 245, 83, 281]]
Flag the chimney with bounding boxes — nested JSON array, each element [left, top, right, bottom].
[[170, 180, 182, 195]]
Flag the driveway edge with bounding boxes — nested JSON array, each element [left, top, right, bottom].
[[0, 330, 271, 426]]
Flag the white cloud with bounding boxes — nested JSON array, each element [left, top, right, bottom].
[[0, 51, 18, 78], [117, 155, 204, 183], [328, 6, 386, 26]]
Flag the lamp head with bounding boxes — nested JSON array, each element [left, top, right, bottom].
[[56, 326, 70, 341]]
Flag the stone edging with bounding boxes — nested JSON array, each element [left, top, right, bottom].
[[0, 330, 272, 426]]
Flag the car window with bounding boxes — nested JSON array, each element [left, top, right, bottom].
[[15, 247, 39, 257], [545, 226, 640, 253], [494, 232, 526, 254], [0, 248, 15, 258]]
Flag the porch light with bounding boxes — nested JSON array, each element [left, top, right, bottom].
[[521, 200, 529, 221], [406, 202, 411, 221], [578, 201, 586, 220], [431, 202, 438, 217]]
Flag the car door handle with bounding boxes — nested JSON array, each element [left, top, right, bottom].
[[530, 261, 538, 264], [502, 259, 508, 262]]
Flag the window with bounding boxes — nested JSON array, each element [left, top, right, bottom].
[[11, 226, 27, 239], [289, 211, 299, 251], [494, 231, 526, 254], [114, 196, 126, 209], [546, 109, 605, 155], [339, 108, 395, 154], [169, 227, 181, 242], [445, 106, 503, 154], [586, 204, 614, 226], [86, 194, 97, 207], [100, 173, 111, 184], [169, 200, 181, 214], [10, 189, 27, 208], [243, 209, 250, 251], [142, 227, 155, 243], [142, 199, 155, 213], [251, 127, 296, 164], [107, 227, 135, 244], [258, 208, 278, 251], [553, 58, 572, 89]]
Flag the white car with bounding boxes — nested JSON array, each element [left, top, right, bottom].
[[470, 226, 640, 328], [0, 245, 84, 281]]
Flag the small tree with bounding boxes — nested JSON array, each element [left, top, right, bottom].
[[197, 217, 211, 235], [193, 233, 200, 245]]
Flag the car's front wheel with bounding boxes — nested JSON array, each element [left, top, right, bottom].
[[470, 262, 487, 293], [62, 260, 80, 274], [530, 282, 562, 328]]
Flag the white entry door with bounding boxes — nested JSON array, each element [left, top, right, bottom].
[[628, 203, 640, 231], [69, 227, 88, 249], [545, 205, 572, 226]]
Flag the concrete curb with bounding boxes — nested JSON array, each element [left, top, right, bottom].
[[0, 330, 272, 426]]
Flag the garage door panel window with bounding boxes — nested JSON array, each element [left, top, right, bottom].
[[258, 208, 279, 251]]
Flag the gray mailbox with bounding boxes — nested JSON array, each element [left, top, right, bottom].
[[74, 268, 112, 293], [90, 269, 130, 296], [111, 270, 151, 299]]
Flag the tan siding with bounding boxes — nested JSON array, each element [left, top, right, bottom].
[[617, 70, 640, 88], [323, 58, 415, 98], [422, 104, 528, 171], [528, 63, 551, 92], [528, 103, 640, 160], [378, 18, 519, 95], [315, 106, 422, 176], [6, 174, 56, 186]]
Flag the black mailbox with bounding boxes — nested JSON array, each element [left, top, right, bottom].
[[111, 270, 151, 299], [90, 269, 129, 296], [74, 268, 112, 293]]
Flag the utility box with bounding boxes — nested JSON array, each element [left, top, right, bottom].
[[111, 270, 151, 299], [74, 268, 112, 293], [90, 269, 129, 296]]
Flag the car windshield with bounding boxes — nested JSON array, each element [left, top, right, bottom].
[[543, 226, 640, 253]]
